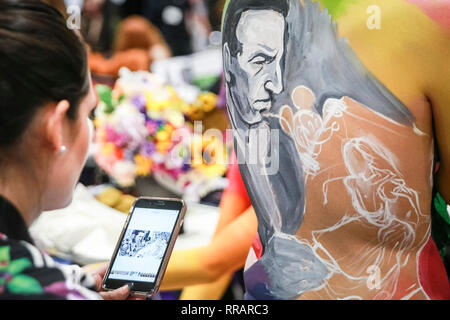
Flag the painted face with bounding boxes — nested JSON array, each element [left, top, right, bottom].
[[232, 10, 285, 125]]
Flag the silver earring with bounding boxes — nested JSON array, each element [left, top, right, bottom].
[[60, 145, 67, 155]]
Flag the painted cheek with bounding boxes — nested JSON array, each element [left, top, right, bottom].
[[250, 76, 266, 104]]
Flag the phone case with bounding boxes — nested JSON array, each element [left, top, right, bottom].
[[101, 197, 186, 298]]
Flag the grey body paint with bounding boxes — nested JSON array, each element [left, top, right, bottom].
[[258, 235, 329, 300], [223, 0, 415, 300], [278, 0, 414, 124]]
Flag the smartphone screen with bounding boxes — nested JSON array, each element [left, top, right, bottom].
[[102, 198, 185, 295]]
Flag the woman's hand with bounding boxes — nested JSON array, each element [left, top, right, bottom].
[[84, 262, 145, 300]]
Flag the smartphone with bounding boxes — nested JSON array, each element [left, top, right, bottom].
[[102, 197, 186, 298]]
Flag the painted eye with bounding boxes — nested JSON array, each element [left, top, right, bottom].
[[252, 56, 267, 65], [249, 53, 275, 65]]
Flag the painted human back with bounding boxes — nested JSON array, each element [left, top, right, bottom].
[[222, 0, 450, 299]]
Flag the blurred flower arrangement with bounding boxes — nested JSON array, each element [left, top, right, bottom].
[[93, 68, 229, 200]]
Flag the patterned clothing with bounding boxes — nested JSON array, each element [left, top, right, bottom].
[[0, 196, 101, 300]]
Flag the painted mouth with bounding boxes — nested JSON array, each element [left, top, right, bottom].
[[254, 98, 271, 106], [240, 99, 273, 125], [253, 98, 272, 113]]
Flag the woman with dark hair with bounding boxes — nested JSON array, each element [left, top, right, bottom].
[[0, 0, 133, 299]]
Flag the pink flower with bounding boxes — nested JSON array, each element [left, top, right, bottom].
[[146, 121, 159, 135], [105, 126, 130, 149]]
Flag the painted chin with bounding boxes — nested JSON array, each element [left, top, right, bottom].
[[240, 110, 264, 126], [238, 100, 270, 124]]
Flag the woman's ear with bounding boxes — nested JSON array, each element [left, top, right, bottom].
[[45, 100, 70, 155]]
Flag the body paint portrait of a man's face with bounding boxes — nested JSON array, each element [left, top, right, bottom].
[[223, 0, 450, 300], [224, 8, 285, 125], [223, 2, 317, 301]]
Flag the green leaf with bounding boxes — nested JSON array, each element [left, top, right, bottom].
[[319, 0, 358, 20], [96, 84, 115, 114], [192, 75, 220, 91], [434, 193, 450, 225], [0, 246, 10, 271], [7, 274, 43, 295], [0, 246, 10, 262], [7, 257, 32, 275]]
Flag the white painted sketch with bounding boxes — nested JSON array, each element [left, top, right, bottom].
[[280, 87, 430, 299], [277, 86, 347, 180], [223, 0, 433, 300]]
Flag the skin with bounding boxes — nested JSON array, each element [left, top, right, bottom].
[[223, 0, 450, 299], [0, 75, 138, 300], [299, 0, 450, 299], [0, 81, 97, 224], [329, 0, 450, 202], [406, 0, 450, 29], [92, 0, 450, 300]]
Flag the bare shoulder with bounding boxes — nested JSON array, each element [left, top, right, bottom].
[[333, 0, 448, 85], [317, 0, 449, 137]]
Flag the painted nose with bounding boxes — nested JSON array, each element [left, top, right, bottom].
[[264, 67, 283, 95]]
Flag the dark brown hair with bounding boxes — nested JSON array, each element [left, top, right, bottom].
[[0, 0, 89, 147]]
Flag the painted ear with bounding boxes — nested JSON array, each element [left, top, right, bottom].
[[279, 105, 294, 134], [223, 42, 232, 83], [292, 86, 316, 110]]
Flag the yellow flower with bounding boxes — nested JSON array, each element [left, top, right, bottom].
[[180, 102, 191, 114], [146, 91, 168, 111], [102, 142, 116, 156], [134, 154, 153, 176], [156, 141, 172, 154], [199, 92, 217, 113], [184, 92, 218, 121], [190, 134, 227, 177], [93, 118, 102, 128], [166, 109, 185, 127], [156, 130, 170, 142], [195, 163, 227, 177], [188, 109, 205, 121]]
